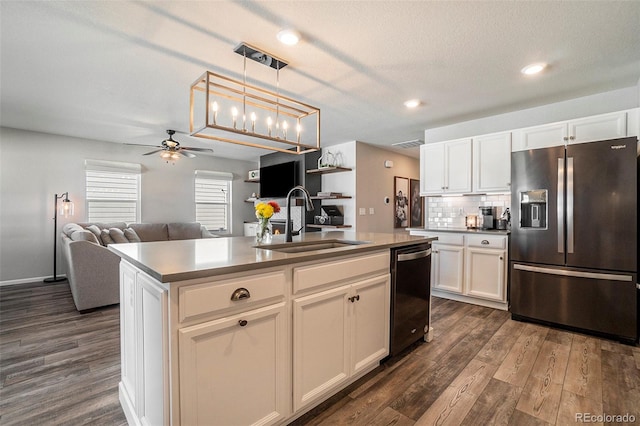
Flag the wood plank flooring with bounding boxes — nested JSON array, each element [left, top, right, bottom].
[[297, 298, 640, 426], [1, 281, 639, 425]]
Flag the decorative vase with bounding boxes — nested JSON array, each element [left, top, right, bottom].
[[255, 218, 272, 244]]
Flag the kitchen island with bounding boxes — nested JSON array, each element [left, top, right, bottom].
[[109, 231, 434, 426]]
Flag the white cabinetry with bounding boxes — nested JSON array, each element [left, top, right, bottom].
[[431, 233, 465, 294], [465, 235, 507, 302], [178, 302, 288, 426], [119, 249, 392, 426], [292, 252, 390, 411], [420, 138, 472, 195], [473, 132, 512, 192], [410, 231, 508, 310], [512, 111, 629, 151], [119, 262, 168, 426]]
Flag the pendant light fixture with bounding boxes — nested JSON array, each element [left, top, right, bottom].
[[189, 42, 320, 155]]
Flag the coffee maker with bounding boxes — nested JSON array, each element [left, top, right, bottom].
[[478, 206, 496, 230]]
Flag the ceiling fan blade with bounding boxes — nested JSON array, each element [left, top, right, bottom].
[[124, 143, 162, 148], [179, 150, 196, 158], [143, 149, 164, 155], [182, 147, 214, 152]]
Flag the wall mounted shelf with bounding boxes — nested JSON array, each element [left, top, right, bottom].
[[306, 167, 352, 175], [307, 224, 352, 229], [310, 195, 352, 200]]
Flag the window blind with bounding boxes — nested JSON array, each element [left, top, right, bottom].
[[195, 171, 233, 232], [85, 160, 141, 223]]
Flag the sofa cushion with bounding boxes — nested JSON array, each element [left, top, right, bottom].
[[168, 222, 203, 240], [129, 223, 169, 242], [109, 228, 129, 244], [124, 228, 141, 243], [100, 229, 115, 245], [63, 223, 84, 238], [70, 230, 99, 244], [85, 225, 103, 244]]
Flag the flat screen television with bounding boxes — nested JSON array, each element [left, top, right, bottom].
[[259, 161, 298, 198]]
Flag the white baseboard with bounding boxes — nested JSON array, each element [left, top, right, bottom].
[[0, 274, 67, 287]]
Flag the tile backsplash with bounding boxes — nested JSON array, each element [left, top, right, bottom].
[[426, 194, 511, 228]]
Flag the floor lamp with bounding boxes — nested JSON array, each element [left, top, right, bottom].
[[44, 192, 74, 283]]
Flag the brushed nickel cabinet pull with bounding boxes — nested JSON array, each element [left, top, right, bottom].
[[230, 288, 251, 301], [481, 240, 490, 245]]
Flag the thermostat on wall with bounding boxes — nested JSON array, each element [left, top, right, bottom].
[[248, 170, 260, 180], [384, 160, 393, 168]]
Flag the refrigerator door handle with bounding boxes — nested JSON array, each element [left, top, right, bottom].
[[557, 158, 564, 254], [513, 263, 633, 282], [567, 157, 574, 254]]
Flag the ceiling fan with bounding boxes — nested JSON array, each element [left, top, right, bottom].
[[130, 130, 213, 162]]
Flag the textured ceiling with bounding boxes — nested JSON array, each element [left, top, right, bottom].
[[1, 1, 639, 162]]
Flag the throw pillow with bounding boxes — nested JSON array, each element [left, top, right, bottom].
[[109, 228, 129, 244], [124, 228, 141, 243], [70, 230, 99, 244], [100, 229, 115, 245], [86, 224, 103, 245]]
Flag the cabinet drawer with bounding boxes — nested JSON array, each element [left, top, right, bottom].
[[179, 271, 286, 323], [466, 235, 506, 249], [430, 233, 464, 246], [293, 251, 389, 294]]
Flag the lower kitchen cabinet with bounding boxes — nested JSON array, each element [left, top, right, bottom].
[[411, 231, 508, 310], [118, 249, 393, 425], [431, 243, 464, 294], [178, 302, 289, 426], [465, 247, 506, 301], [292, 273, 390, 412]]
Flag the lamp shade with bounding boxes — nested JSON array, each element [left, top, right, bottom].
[[59, 199, 74, 217]]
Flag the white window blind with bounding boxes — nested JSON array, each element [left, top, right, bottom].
[[195, 170, 233, 232], [85, 160, 141, 223]]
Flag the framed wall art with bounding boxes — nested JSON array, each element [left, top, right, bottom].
[[394, 176, 409, 228], [409, 179, 423, 228]]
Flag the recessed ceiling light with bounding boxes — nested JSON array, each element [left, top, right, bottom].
[[403, 99, 421, 108], [276, 29, 301, 46], [521, 62, 547, 75]]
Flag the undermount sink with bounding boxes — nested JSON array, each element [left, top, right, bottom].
[[256, 239, 368, 253]]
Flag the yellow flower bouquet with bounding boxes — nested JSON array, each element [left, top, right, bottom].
[[255, 201, 280, 244]]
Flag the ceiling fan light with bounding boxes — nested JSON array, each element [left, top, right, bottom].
[[521, 62, 547, 75], [277, 29, 301, 46], [403, 99, 421, 109]]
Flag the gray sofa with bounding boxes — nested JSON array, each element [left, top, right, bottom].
[[61, 222, 215, 312]]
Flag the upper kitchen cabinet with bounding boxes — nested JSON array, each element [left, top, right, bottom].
[[420, 138, 472, 195], [473, 132, 511, 193], [512, 110, 631, 151]]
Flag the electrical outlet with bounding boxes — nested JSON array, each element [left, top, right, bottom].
[[359, 208, 366, 216], [369, 207, 375, 215]]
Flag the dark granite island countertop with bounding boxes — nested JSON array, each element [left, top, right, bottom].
[[108, 231, 435, 283]]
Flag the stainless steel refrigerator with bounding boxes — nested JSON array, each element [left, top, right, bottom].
[[510, 137, 638, 343]]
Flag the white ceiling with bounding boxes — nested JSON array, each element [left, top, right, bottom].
[[1, 1, 639, 162]]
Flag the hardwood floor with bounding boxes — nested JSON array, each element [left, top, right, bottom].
[[1, 282, 638, 425], [297, 297, 640, 426], [0, 281, 126, 425]]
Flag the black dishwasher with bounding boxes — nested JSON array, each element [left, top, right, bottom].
[[389, 242, 432, 356]]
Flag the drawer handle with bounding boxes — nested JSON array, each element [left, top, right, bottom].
[[230, 288, 251, 301], [238, 319, 248, 327], [348, 295, 361, 303], [481, 240, 490, 245]]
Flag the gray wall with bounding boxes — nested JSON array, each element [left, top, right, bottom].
[[0, 127, 258, 284]]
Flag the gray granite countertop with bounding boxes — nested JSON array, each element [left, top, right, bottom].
[[108, 231, 435, 283], [407, 227, 510, 235]]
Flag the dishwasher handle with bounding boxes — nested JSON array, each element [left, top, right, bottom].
[[397, 249, 431, 262]]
